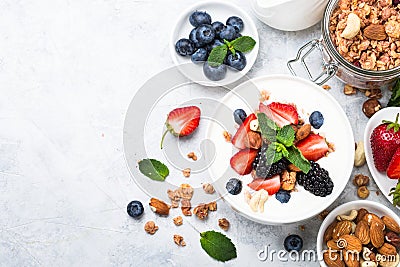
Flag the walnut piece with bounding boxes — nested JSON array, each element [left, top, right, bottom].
[[223, 131, 231, 142], [357, 186, 370, 199], [173, 234, 186, 247], [182, 168, 191, 178], [202, 183, 215, 194], [187, 152, 198, 161], [353, 174, 370, 187], [193, 203, 209, 220], [207, 201, 217, 211], [144, 221, 158, 235], [167, 189, 181, 208], [281, 170, 296, 191], [179, 184, 194, 200], [322, 84, 331, 90], [218, 218, 230, 231], [181, 199, 192, 216], [344, 84, 357, 95], [173, 216, 183, 226]]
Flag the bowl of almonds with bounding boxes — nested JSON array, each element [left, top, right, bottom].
[[317, 200, 400, 267]]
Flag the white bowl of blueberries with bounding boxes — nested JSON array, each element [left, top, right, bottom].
[[170, 1, 259, 86]]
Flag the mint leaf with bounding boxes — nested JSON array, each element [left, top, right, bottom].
[[388, 79, 400, 107], [223, 39, 235, 55], [231, 36, 256, 53], [200, 231, 237, 262], [138, 159, 169, 181], [208, 44, 228, 67], [265, 143, 282, 165], [286, 146, 310, 174], [257, 113, 278, 141], [276, 125, 295, 147], [389, 180, 400, 207]]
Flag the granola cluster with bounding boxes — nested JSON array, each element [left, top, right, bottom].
[[329, 0, 400, 70]]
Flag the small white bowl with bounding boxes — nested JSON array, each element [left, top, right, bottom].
[[169, 0, 259, 87], [364, 107, 400, 209], [317, 200, 400, 267]]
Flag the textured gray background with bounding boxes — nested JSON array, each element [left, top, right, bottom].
[[0, 0, 398, 266]]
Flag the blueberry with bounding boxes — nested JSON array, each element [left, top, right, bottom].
[[234, 32, 242, 40], [226, 16, 244, 32], [233, 109, 247, 125], [189, 28, 204, 48], [394, 0, 400, 5], [309, 111, 324, 129], [205, 39, 224, 52], [219, 25, 236, 41], [189, 11, 211, 27], [212, 21, 225, 38], [191, 48, 208, 63], [284, 235, 303, 252], [226, 51, 247, 71], [203, 62, 227, 81], [196, 24, 215, 45], [127, 200, 144, 218], [175, 38, 195, 56], [275, 190, 291, 203], [226, 178, 242, 195]]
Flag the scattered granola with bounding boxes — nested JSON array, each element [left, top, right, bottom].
[[218, 218, 230, 231], [173, 234, 186, 246], [179, 184, 194, 200], [299, 225, 306, 231], [364, 88, 383, 99], [173, 216, 183, 226], [322, 84, 331, 90], [167, 189, 181, 208], [193, 203, 209, 220], [319, 210, 330, 220], [260, 89, 271, 101], [181, 199, 192, 216], [281, 170, 296, 191], [343, 84, 357, 95], [202, 183, 215, 194], [144, 221, 159, 235], [187, 152, 198, 161], [182, 168, 191, 178], [223, 131, 231, 142]]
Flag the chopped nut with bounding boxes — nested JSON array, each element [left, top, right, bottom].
[[202, 183, 215, 194], [322, 84, 331, 90], [181, 199, 192, 216], [319, 210, 330, 220], [179, 184, 194, 200], [299, 225, 305, 231], [288, 164, 301, 172], [385, 232, 400, 249], [193, 203, 209, 220], [223, 131, 231, 142], [182, 168, 191, 178], [341, 13, 361, 39], [362, 99, 381, 118], [207, 201, 217, 211], [365, 89, 382, 99], [296, 124, 311, 141], [173, 216, 183, 226], [173, 234, 186, 246], [260, 90, 271, 101], [144, 221, 158, 235], [344, 84, 357, 95], [187, 152, 198, 161], [353, 174, 370, 187], [281, 170, 296, 191], [358, 186, 370, 199], [354, 141, 366, 167], [149, 198, 170, 216], [249, 189, 269, 213], [218, 218, 230, 231], [167, 189, 181, 208], [244, 131, 262, 149]]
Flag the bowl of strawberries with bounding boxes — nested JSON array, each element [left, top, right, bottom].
[[364, 107, 400, 208]]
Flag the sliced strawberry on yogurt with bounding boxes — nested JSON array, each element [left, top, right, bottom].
[[296, 133, 329, 162], [259, 102, 299, 127], [231, 113, 257, 149], [247, 175, 281, 195]]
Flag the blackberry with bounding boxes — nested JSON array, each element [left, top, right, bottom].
[[253, 144, 289, 178], [296, 161, 334, 197]]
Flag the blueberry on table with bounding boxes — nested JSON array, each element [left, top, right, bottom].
[[226, 16, 244, 32], [275, 190, 291, 203], [284, 235, 303, 252], [219, 25, 237, 41], [127, 200, 144, 218], [211, 21, 225, 38], [191, 48, 208, 63], [309, 111, 324, 129], [196, 24, 215, 45], [226, 178, 242, 195], [203, 62, 227, 81], [226, 51, 247, 71], [175, 38, 195, 56], [189, 11, 211, 27], [233, 109, 247, 125], [189, 28, 204, 48]]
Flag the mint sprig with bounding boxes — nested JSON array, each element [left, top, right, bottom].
[[388, 79, 400, 107], [138, 158, 169, 181], [207, 36, 257, 67], [200, 231, 237, 262], [389, 181, 400, 207]]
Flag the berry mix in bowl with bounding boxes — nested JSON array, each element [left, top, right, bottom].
[[206, 75, 354, 224]]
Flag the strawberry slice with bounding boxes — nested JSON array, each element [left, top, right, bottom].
[[387, 147, 400, 179], [231, 113, 257, 149], [247, 175, 281, 195], [230, 148, 258, 175], [296, 133, 329, 162], [259, 102, 298, 127], [161, 106, 201, 148]]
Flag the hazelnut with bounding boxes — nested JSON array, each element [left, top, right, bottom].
[[357, 186, 370, 199], [353, 174, 370, 187], [362, 99, 381, 118], [344, 84, 357, 95]]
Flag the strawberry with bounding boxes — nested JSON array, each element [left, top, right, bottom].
[[247, 175, 281, 195], [160, 106, 201, 148], [370, 114, 400, 172], [259, 102, 298, 128], [296, 133, 329, 162], [231, 113, 257, 149], [230, 148, 258, 175], [387, 147, 400, 179]]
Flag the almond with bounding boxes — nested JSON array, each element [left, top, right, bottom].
[[323, 251, 345, 267], [340, 235, 363, 253], [363, 24, 387, 41], [343, 250, 360, 267], [149, 197, 170, 216], [370, 222, 385, 248], [382, 216, 400, 234], [333, 220, 353, 240], [324, 221, 338, 243], [378, 243, 397, 256], [363, 213, 385, 229], [355, 220, 370, 245], [327, 239, 341, 250]]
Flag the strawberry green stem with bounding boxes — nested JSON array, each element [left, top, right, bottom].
[[160, 129, 168, 149], [383, 113, 400, 133]]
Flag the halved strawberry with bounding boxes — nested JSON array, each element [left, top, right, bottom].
[[231, 113, 257, 149], [387, 147, 400, 179], [247, 175, 281, 195], [161, 106, 201, 148], [259, 102, 298, 128], [296, 133, 329, 162], [230, 148, 258, 175]]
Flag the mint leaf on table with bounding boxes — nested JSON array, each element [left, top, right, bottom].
[[286, 146, 311, 174], [388, 79, 400, 107], [231, 36, 256, 53], [389, 180, 400, 207], [257, 113, 278, 141], [208, 44, 228, 67], [138, 159, 169, 181], [276, 125, 295, 147], [200, 231, 237, 262]]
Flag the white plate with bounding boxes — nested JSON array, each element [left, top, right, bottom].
[[364, 107, 400, 209], [169, 0, 259, 87], [206, 75, 354, 224]]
